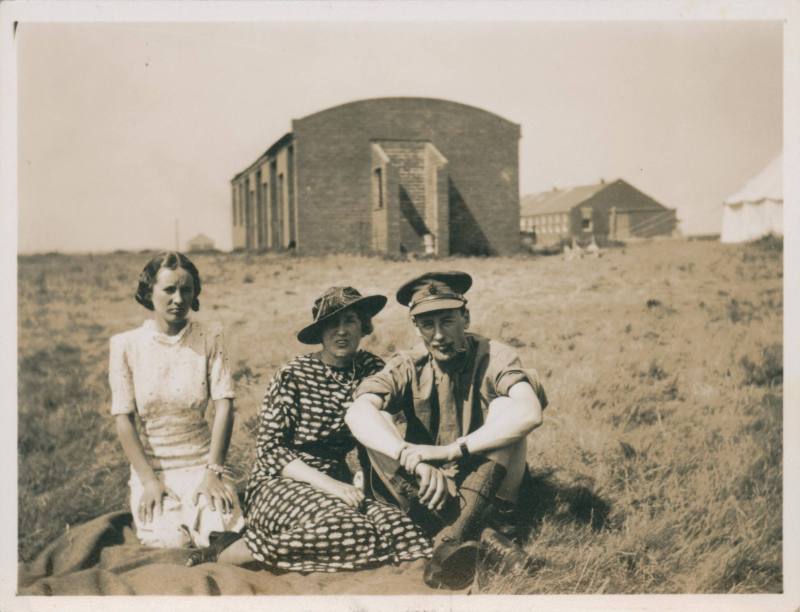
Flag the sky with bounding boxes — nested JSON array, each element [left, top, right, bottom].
[[16, 19, 783, 253]]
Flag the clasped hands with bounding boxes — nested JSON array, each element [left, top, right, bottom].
[[399, 443, 459, 512]]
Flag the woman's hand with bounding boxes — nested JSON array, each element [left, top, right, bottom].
[[139, 477, 180, 524], [400, 443, 456, 473], [414, 463, 449, 511], [319, 477, 365, 509], [192, 471, 235, 514]]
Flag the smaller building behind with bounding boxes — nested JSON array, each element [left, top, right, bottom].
[[521, 179, 678, 247], [186, 233, 216, 252]]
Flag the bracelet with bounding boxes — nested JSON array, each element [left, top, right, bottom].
[[456, 436, 471, 459], [206, 463, 225, 477]]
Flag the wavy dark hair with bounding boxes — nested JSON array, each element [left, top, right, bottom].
[[135, 251, 202, 312]]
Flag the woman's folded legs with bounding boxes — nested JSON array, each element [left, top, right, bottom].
[[244, 477, 431, 572]]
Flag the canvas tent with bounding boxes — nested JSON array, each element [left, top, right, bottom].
[[721, 153, 783, 243]]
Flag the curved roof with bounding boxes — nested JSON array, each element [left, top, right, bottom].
[[297, 97, 519, 127], [723, 153, 783, 207]]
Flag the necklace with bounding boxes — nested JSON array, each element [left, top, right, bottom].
[[316, 353, 358, 391]]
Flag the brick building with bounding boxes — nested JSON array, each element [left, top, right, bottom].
[[520, 179, 678, 247], [231, 98, 521, 256]]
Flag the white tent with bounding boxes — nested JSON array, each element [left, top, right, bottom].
[[721, 153, 783, 243]]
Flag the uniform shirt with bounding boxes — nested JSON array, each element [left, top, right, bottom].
[[353, 333, 548, 446], [108, 319, 235, 471]]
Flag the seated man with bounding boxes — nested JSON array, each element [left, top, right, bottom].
[[345, 271, 548, 589]]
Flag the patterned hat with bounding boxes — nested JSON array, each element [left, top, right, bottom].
[[297, 286, 387, 344], [396, 271, 472, 316]]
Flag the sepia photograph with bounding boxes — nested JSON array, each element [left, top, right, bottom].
[[2, 1, 797, 609]]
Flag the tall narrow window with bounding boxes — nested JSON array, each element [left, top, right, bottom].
[[260, 181, 269, 248], [373, 168, 384, 209], [278, 173, 285, 248]]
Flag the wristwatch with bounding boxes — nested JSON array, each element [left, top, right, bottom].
[[456, 436, 471, 459]]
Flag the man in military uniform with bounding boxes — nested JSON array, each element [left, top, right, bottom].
[[345, 271, 548, 589]]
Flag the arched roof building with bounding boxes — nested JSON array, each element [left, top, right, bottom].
[[231, 97, 521, 256]]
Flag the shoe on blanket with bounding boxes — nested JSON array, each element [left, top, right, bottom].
[[185, 530, 242, 567], [423, 538, 480, 590]]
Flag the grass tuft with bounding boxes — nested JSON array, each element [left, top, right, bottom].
[[740, 344, 782, 387]]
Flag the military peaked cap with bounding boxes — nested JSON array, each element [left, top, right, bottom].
[[396, 271, 472, 316]]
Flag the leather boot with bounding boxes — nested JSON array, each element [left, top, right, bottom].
[[423, 538, 480, 590], [479, 527, 540, 576], [436, 459, 507, 543], [490, 498, 519, 541]]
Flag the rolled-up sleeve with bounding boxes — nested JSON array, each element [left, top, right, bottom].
[[109, 335, 135, 415], [207, 325, 235, 401], [491, 345, 549, 410], [353, 354, 412, 415], [256, 370, 300, 478]]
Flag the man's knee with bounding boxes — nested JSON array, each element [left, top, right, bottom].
[[482, 396, 529, 468]]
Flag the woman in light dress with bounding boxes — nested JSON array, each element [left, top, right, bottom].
[[109, 251, 244, 549]]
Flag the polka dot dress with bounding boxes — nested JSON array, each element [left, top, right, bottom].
[[244, 351, 433, 573]]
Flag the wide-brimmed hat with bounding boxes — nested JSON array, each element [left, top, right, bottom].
[[396, 271, 472, 316], [297, 286, 387, 345]]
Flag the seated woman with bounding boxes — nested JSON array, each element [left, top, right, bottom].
[[189, 286, 432, 571], [109, 251, 244, 549]]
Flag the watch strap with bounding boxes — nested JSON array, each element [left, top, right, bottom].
[[457, 437, 470, 459]]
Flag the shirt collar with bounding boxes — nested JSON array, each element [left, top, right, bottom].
[[428, 334, 475, 376], [142, 318, 193, 345]]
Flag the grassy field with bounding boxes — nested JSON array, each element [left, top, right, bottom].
[[17, 237, 783, 593]]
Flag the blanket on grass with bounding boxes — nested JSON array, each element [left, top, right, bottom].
[[18, 511, 444, 596]]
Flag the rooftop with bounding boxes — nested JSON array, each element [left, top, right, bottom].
[[521, 182, 608, 216]]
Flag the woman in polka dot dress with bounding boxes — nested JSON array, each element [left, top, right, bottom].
[[189, 286, 433, 571]]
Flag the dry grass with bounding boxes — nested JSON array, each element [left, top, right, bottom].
[[17, 237, 782, 593]]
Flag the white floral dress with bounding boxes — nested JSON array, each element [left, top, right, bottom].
[[109, 319, 244, 548]]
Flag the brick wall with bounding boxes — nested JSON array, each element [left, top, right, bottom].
[[231, 182, 246, 249], [370, 144, 389, 252], [378, 141, 428, 253], [292, 98, 521, 255]]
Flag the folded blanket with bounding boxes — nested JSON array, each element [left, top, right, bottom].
[[18, 511, 441, 595]]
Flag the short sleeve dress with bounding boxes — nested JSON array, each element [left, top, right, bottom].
[[109, 319, 244, 548], [244, 350, 433, 573]]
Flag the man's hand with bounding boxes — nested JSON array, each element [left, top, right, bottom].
[[400, 443, 457, 473], [414, 463, 449, 511]]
